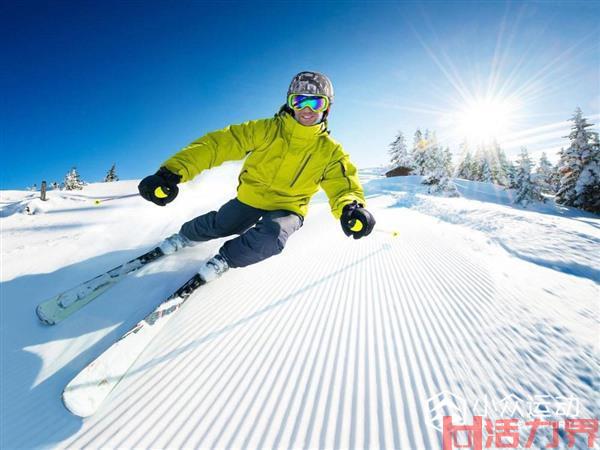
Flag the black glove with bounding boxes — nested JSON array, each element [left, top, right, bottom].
[[138, 167, 182, 206], [340, 200, 376, 239]]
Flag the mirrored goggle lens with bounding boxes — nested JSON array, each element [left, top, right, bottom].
[[288, 94, 328, 112]]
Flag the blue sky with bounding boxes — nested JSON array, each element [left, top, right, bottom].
[[2, 0, 599, 189]]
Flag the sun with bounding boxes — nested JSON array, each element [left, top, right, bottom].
[[454, 96, 518, 144]]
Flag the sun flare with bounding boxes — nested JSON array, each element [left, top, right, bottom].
[[454, 96, 518, 143]]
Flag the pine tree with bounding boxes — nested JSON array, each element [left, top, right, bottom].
[[411, 129, 428, 175], [471, 145, 487, 181], [422, 171, 459, 197], [441, 147, 453, 176], [556, 108, 597, 208], [421, 131, 443, 175], [388, 132, 412, 169], [455, 140, 472, 180], [464, 142, 511, 185], [513, 148, 542, 206], [480, 159, 493, 183], [64, 167, 85, 190], [505, 161, 518, 189], [491, 142, 510, 186], [455, 151, 474, 179], [104, 163, 119, 182], [535, 152, 555, 194], [550, 159, 561, 193], [468, 153, 480, 180], [469, 142, 506, 185], [420, 136, 458, 196], [413, 129, 423, 149], [574, 131, 600, 213]]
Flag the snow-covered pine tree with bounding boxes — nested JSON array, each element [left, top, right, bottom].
[[420, 136, 458, 196], [455, 140, 472, 179], [422, 131, 443, 175], [513, 147, 543, 206], [466, 141, 508, 185], [505, 160, 518, 189], [441, 147, 453, 176], [104, 163, 119, 182], [491, 142, 510, 186], [480, 159, 493, 183], [468, 152, 480, 180], [411, 129, 428, 175], [535, 152, 555, 194], [423, 170, 459, 196], [574, 131, 600, 213], [413, 129, 423, 148], [550, 159, 561, 193], [388, 131, 412, 170], [455, 151, 473, 179], [556, 108, 597, 208], [471, 145, 486, 181], [556, 144, 582, 205], [411, 129, 453, 181], [64, 167, 85, 190]]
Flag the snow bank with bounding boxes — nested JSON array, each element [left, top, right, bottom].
[[363, 175, 600, 282]]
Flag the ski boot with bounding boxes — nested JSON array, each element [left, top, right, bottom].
[[198, 254, 229, 282], [158, 233, 195, 255]]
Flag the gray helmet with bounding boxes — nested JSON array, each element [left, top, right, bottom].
[[287, 71, 334, 106]]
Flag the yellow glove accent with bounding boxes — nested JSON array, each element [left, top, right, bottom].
[[154, 186, 168, 199], [350, 220, 364, 232]]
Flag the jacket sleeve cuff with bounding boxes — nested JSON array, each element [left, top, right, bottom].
[[160, 163, 188, 183]]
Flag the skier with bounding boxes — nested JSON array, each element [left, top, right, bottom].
[[138, 71, 375, 282]]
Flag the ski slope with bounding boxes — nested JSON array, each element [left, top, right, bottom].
[[1, 164, 598, 450]]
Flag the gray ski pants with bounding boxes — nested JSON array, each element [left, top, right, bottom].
[[179, 198, 304, 268]]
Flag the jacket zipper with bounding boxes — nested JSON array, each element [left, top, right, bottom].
[[290, 154, 312, 187]]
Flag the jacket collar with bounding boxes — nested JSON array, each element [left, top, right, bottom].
[[280, 111, 328, 140]]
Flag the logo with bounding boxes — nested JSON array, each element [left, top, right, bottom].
[[426, 391, 597, 449], [427, 391, 470, 432]]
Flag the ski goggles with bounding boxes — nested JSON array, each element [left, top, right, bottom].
[[287, 94, 330, 113]]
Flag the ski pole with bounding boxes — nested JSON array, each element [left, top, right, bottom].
[[93, 193, 140, 205], [374, 228, 400, 237], [350, 220, 399, 237]]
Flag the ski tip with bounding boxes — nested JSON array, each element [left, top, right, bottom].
[[36, 305, 56, 326], [62, 388, 97, 418]]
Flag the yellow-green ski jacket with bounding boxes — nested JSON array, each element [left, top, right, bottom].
[[162, 111, 366, 219]]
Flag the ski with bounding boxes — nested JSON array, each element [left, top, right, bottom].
[[36, 247, 165, 325], [62, 273, 205, 417]]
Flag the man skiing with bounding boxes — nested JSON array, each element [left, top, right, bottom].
[[138, 71, 375, 282]]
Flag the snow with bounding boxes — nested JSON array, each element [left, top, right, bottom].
[[365, 176, 599, 281], [1, 166, 598, 449]]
